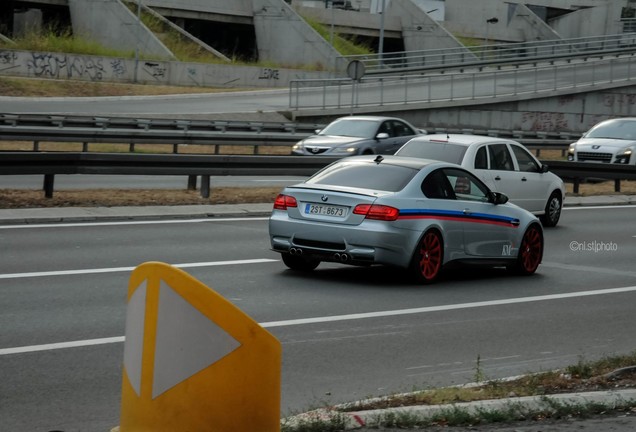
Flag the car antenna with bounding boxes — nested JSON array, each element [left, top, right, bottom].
[[374, 155, 384, 164]]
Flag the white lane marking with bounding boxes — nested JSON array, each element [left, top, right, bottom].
[[0, 217, 269, 229], [261, 285, 636, 327], [564, 204, 636, 211], [3, 285, 636, 357], [0, 259, 278, 279], [0, 337, 125, 356]]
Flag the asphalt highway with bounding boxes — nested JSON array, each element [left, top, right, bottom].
[[1, 199, 635, 431]]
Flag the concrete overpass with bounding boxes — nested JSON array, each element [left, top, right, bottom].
[[4, 0, 633, 72]]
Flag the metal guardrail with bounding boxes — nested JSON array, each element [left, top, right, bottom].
[[336, 33, 636, 75], [0, 152, 340, 198], [1, 152, 635, 199], [0, 114, 323, 153], [0, 113, 581, 155]]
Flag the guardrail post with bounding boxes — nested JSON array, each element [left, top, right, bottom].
[[82, 142, 88, 152], [200, 175, 210, 198], [34, 140, 39, 152], [187, 175, 197, 190], [573, 178, 580, 194], [43, 174, 55, 198], [615, 179, 621, 192]]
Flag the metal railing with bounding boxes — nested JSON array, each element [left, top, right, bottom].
[[335, 33, 636, 75], [0, 113, 580, 155], [0, 114, 323, 154], [0, 152, 339, 198], [290, 55, 636, 111], [1, 152, 635, 198]]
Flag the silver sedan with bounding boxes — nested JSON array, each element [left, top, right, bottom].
[[269, 155, 544, 284], [291, 116, 425, 156]]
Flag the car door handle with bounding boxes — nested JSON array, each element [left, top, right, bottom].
[[521, 177, 527, 181], [494, 176, 501, 181], [463, 208, 471, 215]]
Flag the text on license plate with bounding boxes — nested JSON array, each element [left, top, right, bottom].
[[304, 203, 348, 217]]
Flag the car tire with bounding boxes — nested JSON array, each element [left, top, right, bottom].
[[282, 253, 320, 271], [510, 223, 543, 275], [410, 230, 443, 284], [540, 191, 562, 227]]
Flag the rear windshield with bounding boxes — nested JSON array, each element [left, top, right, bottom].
[[586, 119, 636, 140], [397, 141, 467, 164], [306, 162, 417, 192]]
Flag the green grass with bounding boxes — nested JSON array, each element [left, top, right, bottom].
[[1, 27, 133, 58], [281, 352, 636, 431], [303, 15, 373, 57]]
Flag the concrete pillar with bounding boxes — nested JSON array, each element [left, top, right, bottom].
[[68, 0, 175, 59]]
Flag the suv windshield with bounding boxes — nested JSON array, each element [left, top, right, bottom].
[[586, 119, 636, 140], [396, 140, 467, 164]]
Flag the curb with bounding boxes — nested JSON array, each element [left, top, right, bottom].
[[283, 389, 636, 430]]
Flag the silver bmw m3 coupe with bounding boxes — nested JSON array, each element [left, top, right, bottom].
[[269, 155, 543, 284]]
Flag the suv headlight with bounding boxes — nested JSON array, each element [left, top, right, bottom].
[[614, 147, 633, 164], [567, 143, 576, 161]]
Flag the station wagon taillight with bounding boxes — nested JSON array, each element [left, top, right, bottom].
[[273, 194, 298, 210], [353, 204, 399, 221]]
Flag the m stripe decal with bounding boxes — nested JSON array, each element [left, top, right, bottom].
[[398, 209, 519, 227]]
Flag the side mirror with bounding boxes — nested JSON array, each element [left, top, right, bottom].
[[376, 132, 389, 140], [489, 191, 509, 205], [541, 164, 549, 173]]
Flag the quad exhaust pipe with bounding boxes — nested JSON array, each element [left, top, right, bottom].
[[333, 253, 349, 262], [289, 248, 349, 262]]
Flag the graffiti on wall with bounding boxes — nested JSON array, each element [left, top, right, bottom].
[[521, 112, 569, 131], [258, 68, 279, 80], [601, 92, 636, 108], [143, 62, 167, 81], [0, 48, 320, 88], [26, 52, 106, 81], [110, 59, 127, 78]]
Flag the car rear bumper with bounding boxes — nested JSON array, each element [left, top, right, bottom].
[[269, 213, 419, 268]]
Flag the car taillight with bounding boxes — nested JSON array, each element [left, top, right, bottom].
[[273, 194, 298, 210], [353, 204, 399, 221]]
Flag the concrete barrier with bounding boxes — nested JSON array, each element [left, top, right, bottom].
[[0, 48, 333, 88]]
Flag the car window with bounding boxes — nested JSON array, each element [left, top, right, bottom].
[[586, 119, 636, 139], [391, 120, 415, 137], [307, 162, 417, 192], [442, 168, 490, 202], [488, 144, 514, 171], [396, 140, 467, 164], [510, 144, 541, 172], [474, 146, 488, 169], [421, 169, 456, 200], [378, 121, 394, 137]]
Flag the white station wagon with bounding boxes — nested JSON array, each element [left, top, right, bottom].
[[395, 134, 566, 227]]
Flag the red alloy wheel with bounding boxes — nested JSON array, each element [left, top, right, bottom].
[[413, 230, 443, 283], [519, 225, 543, 274]]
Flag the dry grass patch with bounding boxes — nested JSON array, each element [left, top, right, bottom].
[[0, 187, 283, 209]]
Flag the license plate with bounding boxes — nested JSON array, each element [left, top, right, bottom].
[[304, 203, 348, 217]]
